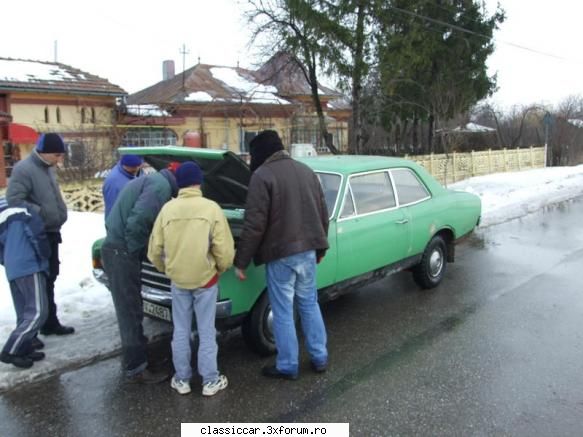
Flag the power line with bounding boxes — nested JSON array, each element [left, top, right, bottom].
[[388, 5, 568, 61]]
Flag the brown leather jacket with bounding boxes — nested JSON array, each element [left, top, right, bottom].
[[234, 151, 329, 268]]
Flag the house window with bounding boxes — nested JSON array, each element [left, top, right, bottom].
[[65, 141, 86, 167], [91, 107, 96, 123], [56, 107, 61, 123], [242, 131, 259, 154], [122, 128, 178, 147], [81, 108, 86, 124], [44, 107, 50, 123]]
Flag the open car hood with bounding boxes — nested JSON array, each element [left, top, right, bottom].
[[118, 146, 250, 209]]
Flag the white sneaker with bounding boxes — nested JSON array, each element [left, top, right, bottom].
[[202, 374, 228, 396], [171, 376, 191, 395]]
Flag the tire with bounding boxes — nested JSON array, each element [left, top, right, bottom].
[[412, 235, 447, 289], [241, 292, 276, 356]]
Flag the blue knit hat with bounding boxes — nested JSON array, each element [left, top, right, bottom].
[[120, 154, 143, 167], [176, 161, 203, 188], [36, 133, 66, 154]]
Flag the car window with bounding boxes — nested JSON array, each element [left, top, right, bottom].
[[340, 187, 356, 218], [350, 171, 396, 214], [316, 172, 341, 216], [391, 168, 430, 205]]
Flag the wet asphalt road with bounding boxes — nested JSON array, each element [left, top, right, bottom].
[[2, 197, 583, 436]]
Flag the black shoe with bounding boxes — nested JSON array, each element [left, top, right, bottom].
[[126, 368, 170, 385], [27, 351, 45, 362], [31, 337, 45, 350], [0, 352, 34, 369], [41, 324, 75, 336], [310, 361, 327, 373], [261, 365, 298, 381]]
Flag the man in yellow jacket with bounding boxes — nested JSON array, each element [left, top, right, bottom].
[[148, 161, 234, 396]]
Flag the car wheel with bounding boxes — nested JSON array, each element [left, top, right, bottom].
[[412, 235, 447, 289], [242, 292, 276, 356]]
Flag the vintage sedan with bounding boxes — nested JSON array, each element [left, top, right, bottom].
[[92, 146, 481, 355]]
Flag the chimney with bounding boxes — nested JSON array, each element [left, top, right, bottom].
[[163, 60, 175, 81]]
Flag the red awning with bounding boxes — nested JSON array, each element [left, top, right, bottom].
[[8, 123, 39, 144]]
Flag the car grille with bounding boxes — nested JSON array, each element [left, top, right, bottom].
[[141, 261, 171, 292]]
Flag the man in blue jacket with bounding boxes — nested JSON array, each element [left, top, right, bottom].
[[101, 166, 178, 384], [0, 197, 50, 369], [102, 154, 144, 218]]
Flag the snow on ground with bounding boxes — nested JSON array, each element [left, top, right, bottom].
[[1, 165, 583, 391]]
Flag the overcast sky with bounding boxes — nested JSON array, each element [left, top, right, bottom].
[[1, 0, 581, 110]]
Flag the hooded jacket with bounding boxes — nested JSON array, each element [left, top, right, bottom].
[[234, 151, 329, 268], [148, 186, 235, 289], [6, 150, 67, 232], [105, 169, 178, 254], [0, 197, 50, 281]]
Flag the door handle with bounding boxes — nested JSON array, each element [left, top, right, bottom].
[[395, 219, 409, 225]]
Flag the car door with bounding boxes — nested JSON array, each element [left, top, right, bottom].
[[390, 167, 433, 256], [335, 170, 410, 282]]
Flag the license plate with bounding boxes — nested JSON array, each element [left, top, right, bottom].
[[143, 300, 172, 322]]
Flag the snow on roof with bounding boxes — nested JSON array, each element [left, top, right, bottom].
[[0, 58, 78, 82], [0, 58, 126, 96], [210, 67, 290, 105], [125, 104, 169, 117], [184, 91, 213, 102]]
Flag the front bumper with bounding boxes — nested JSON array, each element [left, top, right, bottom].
[[92, 268, 233, 319]]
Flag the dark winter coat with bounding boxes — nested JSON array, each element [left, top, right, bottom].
[[104, 169, 178, 255], [6, 151, 67, 232], [0, 197, 50, 281], [234, 151, 329, 268], [102, 162, 143, 218]]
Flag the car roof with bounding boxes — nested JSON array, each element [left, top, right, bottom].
[[297, 155, 418, 174]]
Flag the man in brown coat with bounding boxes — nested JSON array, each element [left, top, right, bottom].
[[234, 130, 329, 380]]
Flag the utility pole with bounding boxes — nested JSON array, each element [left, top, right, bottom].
[[179, 44, 190, 91], [54, 40, 58, 63]]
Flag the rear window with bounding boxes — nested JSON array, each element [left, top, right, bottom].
[[391, 168, 430, 205]]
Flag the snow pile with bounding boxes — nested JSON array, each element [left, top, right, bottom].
[[450, 165, 583, 227]]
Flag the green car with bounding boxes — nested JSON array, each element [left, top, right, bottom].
[[92, 146, 481, 355]]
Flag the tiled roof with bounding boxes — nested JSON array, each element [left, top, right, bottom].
[[128, 52, 341, 107], [129, 63, 291, 106], [0, 57, 126, 96]]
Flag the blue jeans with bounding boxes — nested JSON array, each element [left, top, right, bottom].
[[266, 250, 328, 375], [171, 283, 219, 384]]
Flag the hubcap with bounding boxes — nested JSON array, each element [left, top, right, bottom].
[[265, 308, 274, 343], [429, 248, 444, 278]]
